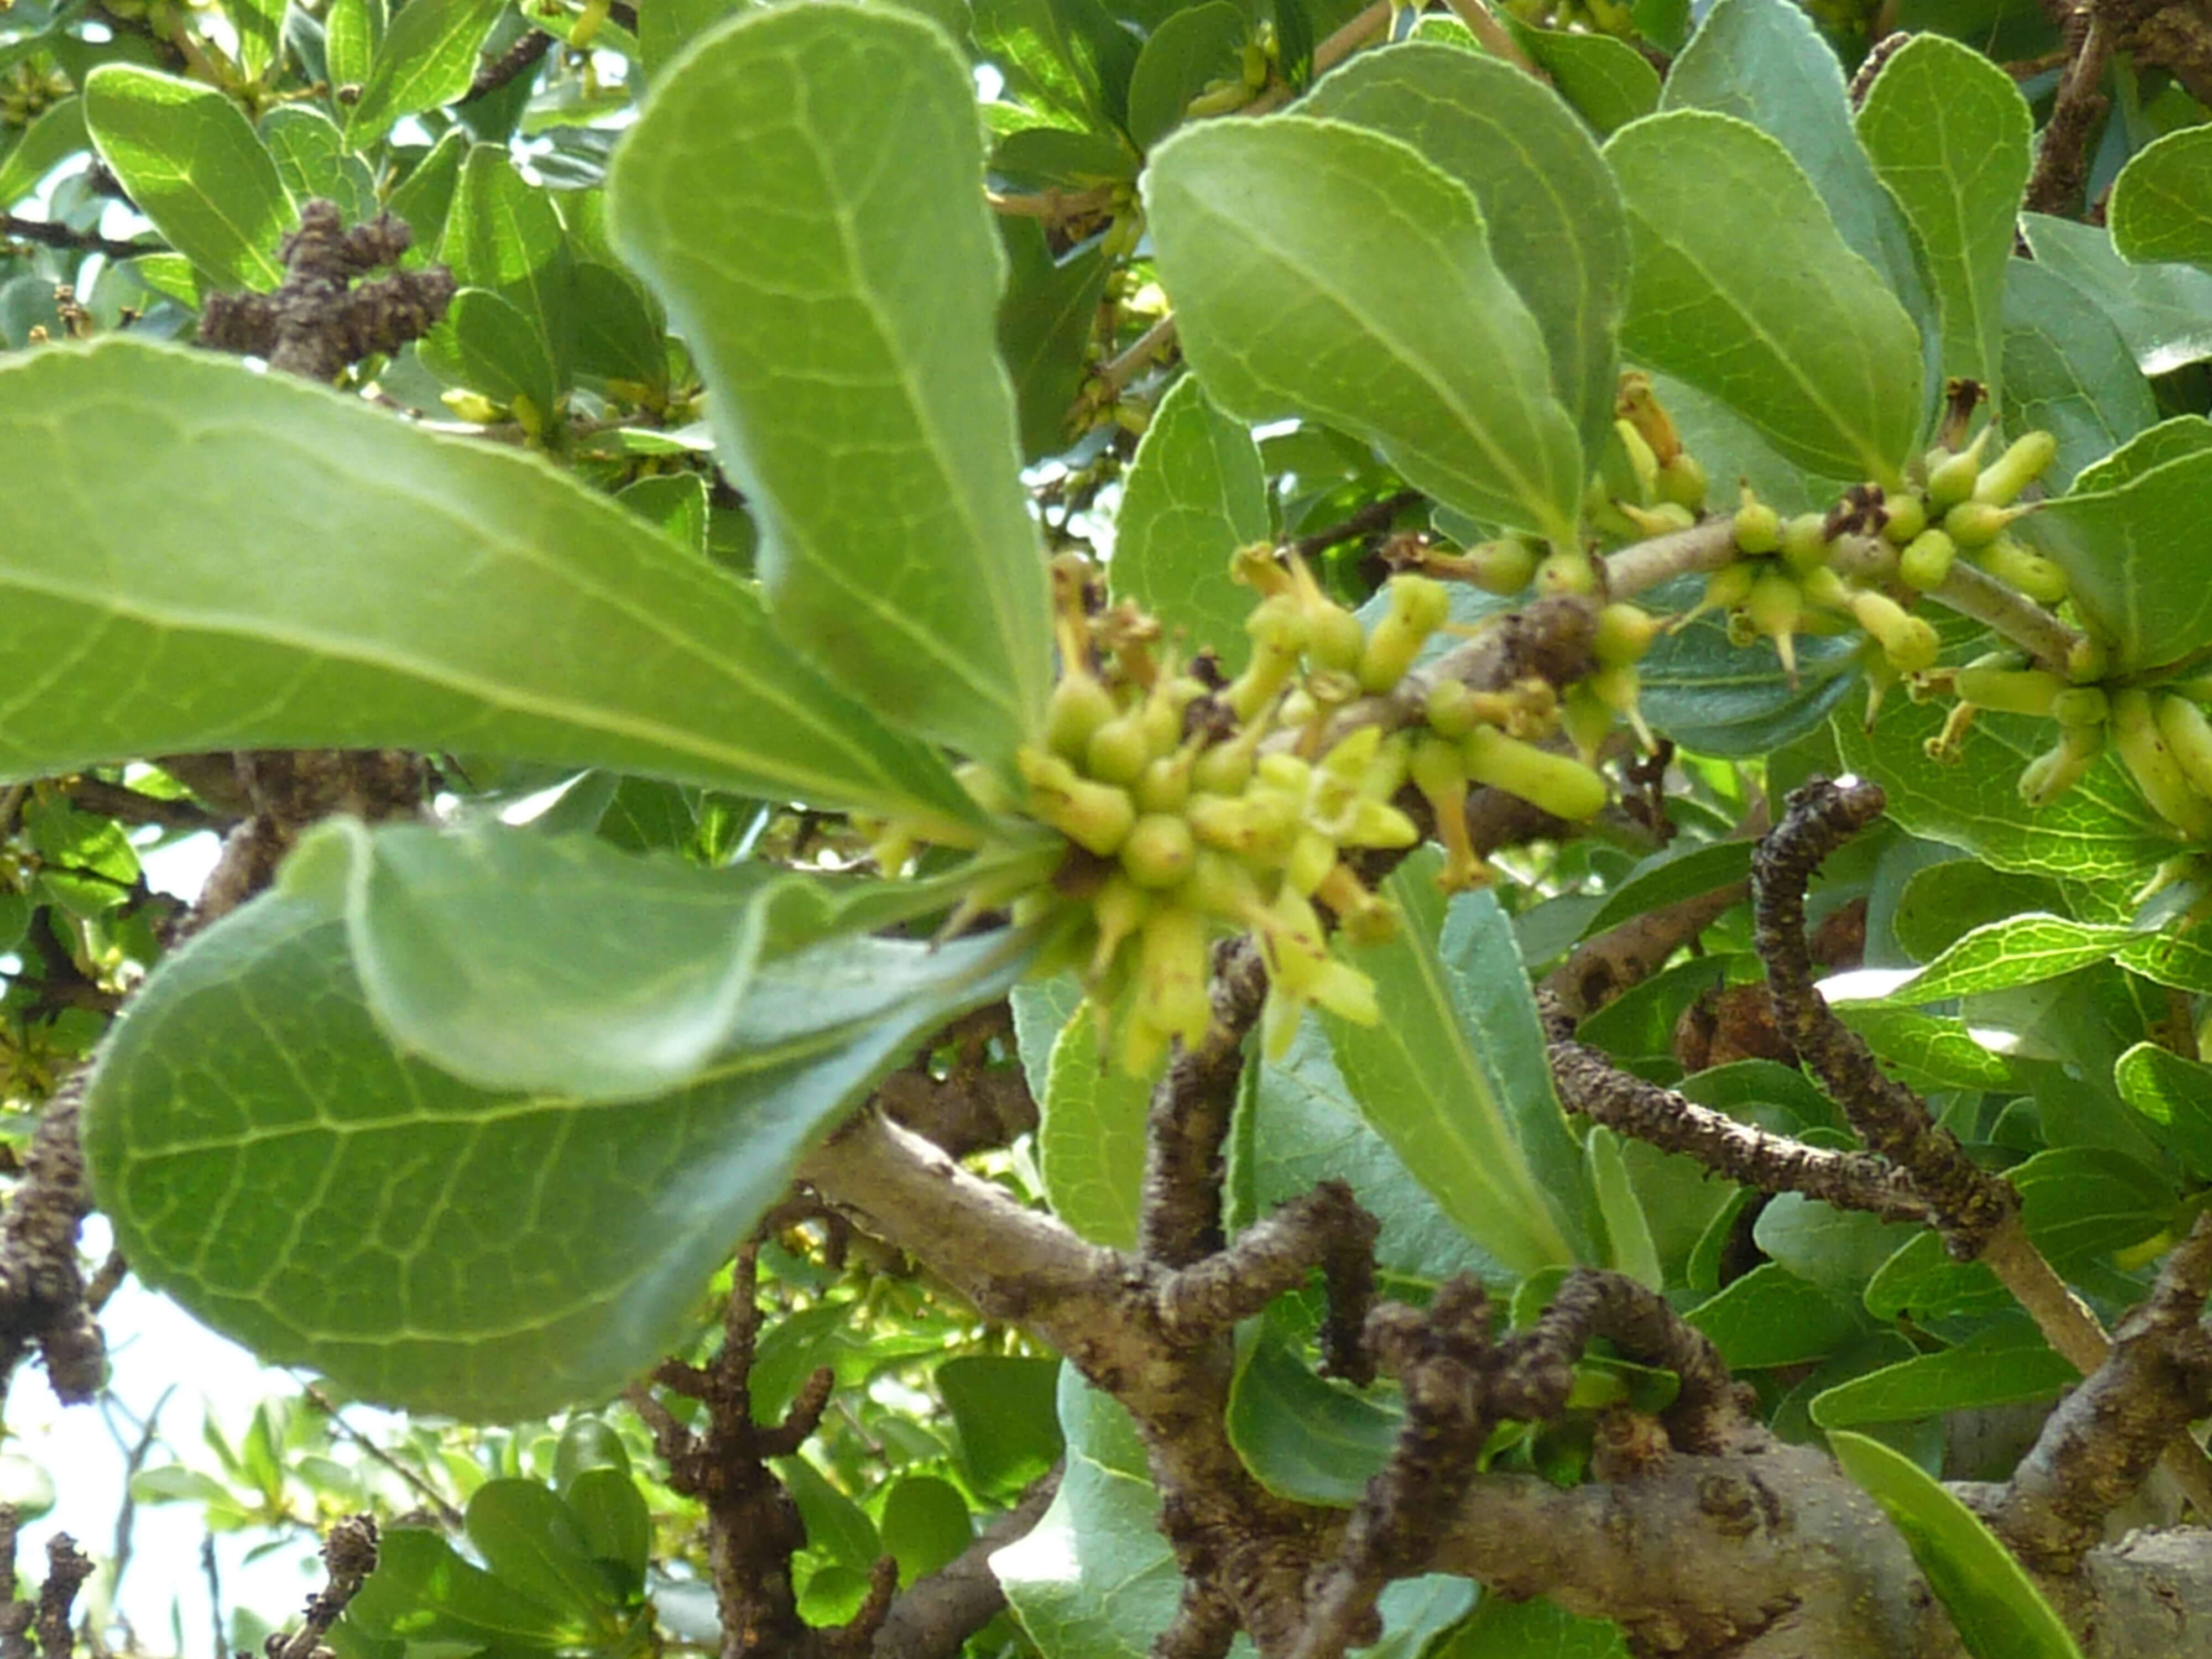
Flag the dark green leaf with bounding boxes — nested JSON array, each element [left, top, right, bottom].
[[609, 3, 1053, 767], [972, 0, 1131, 133], [1125, 2, 1246, 150], [2114, 1041, 2212, 1181], [338, 1526, 569, 1645], [1147, 116, 1585, 544], [563, 1468, 650, 1592], [2021, 212, 2212, 376], [776, 1454, 881, 1572], [420, 286, 561, 418], [464, 1480, 614, 1621], [1227, 1313, 1397, 1506], [0, 342, 985, 836], [1302, 41, 1629, 460], [1754, 1194, 1921, 1298], [938, 1355, 1065, 1496], [614, 473, 707, 555], [1837, 1008, 2012, 1092], [568, 260, 667, 391], [1854, 34, 2031, 402], [880, 1474, 972, 1585], [84, 65, 291, 291], [443, 144, 572, 381], [1829, 1431, 2085, 1659], [2109, 126, 2212, 271], [2028, 429, 2212, 673], [1686, 1263, 1859, 1368], [1864, 1230, 2012, 1324], [997, 219, 1109, 460], [347, 0, 509, 142], [1502, 19, 1658, 137], [2012, 1145, 2176, 1266], [1637, 607, 1861, 757], [1606, 109, 1926, 487], [990, 124, 1139, 189], [384, 126, 467, 260], [1579, 841, 1751, 938], [1812, 1318, 2076, 1428], [1431, 1593, 1630, 1658], [1109, 374, 1268, 672]]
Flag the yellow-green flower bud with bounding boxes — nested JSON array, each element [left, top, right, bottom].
[[1460, 539, 1541, 596], [2112, 688, 2212, 840], [1977, 537, 2069, 606], [1954, 660, 2062, 717], [954, 760, 1015, 816], [1046, 671, 1118, 761], [1973, 429, 2059, 508], [1087, 872, 1152, 980], [1925, 428, 1991, 511], [1733, 492, 1781, 555], [1426, 679, 1480, 740], [1780, 513, 1828, 576], [1086, 712, 1154, 786], [1849, 591, 1938, 673], [2066, 635, 2108, 684], [2018, 725, 2104, 808], [1897, 529, 1956, 592], [1535, 548, 1599, 597], [1121, 813, 1196, 889], [1943, 499, 2026, 550], [1593, 603, 1661, 667], [1882, 493, 1928, 545], [1747, 567, 1804, 680], [2051, 686, 2108, 729], [2154, 695, 2212, 806], [1463, 725, 1609, 820], [1306, 603, 1368, 675], [1134, 749, 1194, 814], [1018, 747, 1137, 855], [1657, 452, 1708, 512], [1356, 574, 1451, 693]]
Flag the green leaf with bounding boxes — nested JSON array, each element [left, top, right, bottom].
[[1587, 1127, 1661, 1288], [1686, 1262, 1859, 1368], [1125, 1, 1246, 150], [84, 65, 292, 291], [347, 0, 510, 142], [0, 342, 984, 837], [1812, 1318, 2077, 1428], [1637, 606, 1862, 757], [2109, 126, 2212, 271], [1605, 109, 1926, 487], [1836, 1008, 2012, 1093], [1147, 115, 1585, 545], [937, 1355, 1065, 1496], [990, 124, 1139, 189], [1038, 997, 1151, 1250], [776, 1453, 881, 1573], [1835, 702, 2175, 885], [464, 1480, 617, 1621], [569, 260, 668, 392], [1227, 1313, 1397, 1506], [880, 1474, 972, 1585], [1756, 1194, 1923, 1300], [1502, 19, 1657, 137], [615, 473, 707, 555], [1828, 1430, 2085, 1659], [2012, 1145, 2177, 1266], [563, 1468, 650, 1592], [421, 286, 561, 416], [84, 886, 1040, 1418], [972, 0, 1138, 134], [1854, 34, 2031, 403], [2114, 1041, 2212, 1181], [338, 1526, 570, 1646], [260, 106, 378, 225], [1323, 863, 1596, 1274], [323, 0, 382, 92], [1864, 1231, 2011, 1324], [0, 97, 87, 208], [2000, 259, 2158, 493], [1872, 912, 2131, 1001], [1579, 841, 1751, 938], [997, 218, 1109, 461], [1248, 1015, 1506, 1291], [2028, 432, 2212, 673], [227, 0, 288, 79], [1301, 41, 1629, 461], [1432, 1593, 1630, 1658], [385, 127, 467, 260], [443, 144, 573, 382], [1662, 0, 1937, 374], [2021, 212, 2212, 376], [1109, 374, 1269, 672], [639, 0, 747, 84], [608, 3, 1052, 766]]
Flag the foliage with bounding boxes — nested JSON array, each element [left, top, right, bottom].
[[3, 0, 2212, 1655]]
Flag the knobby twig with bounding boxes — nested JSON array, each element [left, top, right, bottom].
[[1550, 1041, 1936, 1225], [1847, 32, 1914, 106], [0, 1514, 92, 1659], [0, 212, 150, 262], [1140, 938, 1269, 1265], [463, 27, 554, 102], [199, 201, 455, 383], [267, 1515, 379, 1659], [2026, 1, 2116, 215], [1546, 880, 1749, 1021], [1290, 490, 1426, 564], [1987, 1213, 2212, 1567], [0, 1076, 105, 1408]]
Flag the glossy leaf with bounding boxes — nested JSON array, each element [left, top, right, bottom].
[[0, 342, 985, 844], [1835, 702, 2176, 885], [2028, 433, 2212, 674], [1125, 1, 1246, 150], [1323, 863, 1595, 1274], [608, 3, 1052, 766], [1663, 0, 1937, 369], [1579, 841, 1751, 938], [83, 885, 1040, 1418], [1146, 115, 1585, 545], [998, 219, 1109, 461], [84, 65, 291, 291], [1812, 1319, 2075, 1428], [564, 1469, 650, 1592], [2109, 127, 2212, 272], [1303, 42, 1629, 460], [1607, 111, 1924, 487], [1038, 998, 1150, 1249], [1999, 259, 2158, 493], [2021, 212, 2212, 376], [347, 0, 509, 142], [1829, 1430, 2085, 1659], [2114, 1041, 2212, 1181], [465, 1481, 618, 1623], [0, 97, 87, 208], [972, 0, 1137, 134], [1855, 34, 2031, 401], [322, 0, 380, 91], [1109, 374, 1269, 672], [1872, 913, 2132, 1001], [1864, 1232, 2011, 1324], [336, 1526, 571, 1647], [1838, 1008, 2012, 1092]]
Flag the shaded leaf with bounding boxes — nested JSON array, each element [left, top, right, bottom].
[[2021, 211, 2212, 376], [2115, 1041, 2212, 1181], [1125, 1, 1246, 151], [1812, 1318, 2076, 1428], [1999, 259, 2157, 493], [997, 219, 1109, 461], [1686, 1263, 1859, 1368], [2028, 429, 2212, 673], [1501, 18, 1657, 137], [348, 0, 510, 142], [2109, 126, 2212, 271]]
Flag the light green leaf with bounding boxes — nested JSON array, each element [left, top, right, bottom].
[[1662, 0, 1937, 375], [608, 3, 1052, 766], [2109, 127, 2212, 271], [1039, 998, 1150, 1250], [1829, 1430, 2086, 1659], [2028, 432, 2212, 673], [1686, 1263, 1859, 1369], [1501, 18, 1657, 137], [347, 0, 510, 142], [444, 144, 573, 381], [2114, 1041, 2212, 1182], [1579, 841, 1751, 938], [323, 0, 382, 92], [1855, 34, 2031, 404], [0, 97, 87, 208], [1109, 375, 1267, 673], [84, 65, 291, 291], [1605, 109, 1925, 487], [226, 0, 287, 79], [1227, 1313, 1397, 1506], [1835, 1008, 2012, 1093], [260, 106, 378, 225], [1870, 912, 2132, 1003], [84, 886, 1040, 1419], [1812, 1319, 2077, 1428], [1864, 1231, 2011, 1324], [420, 286, 561, 416], [463, 1481, 613, 1623], [1999, 259, 2158, 493], [1322, 860, 1595, 1274], [2013, 1145, 2177, 1265], [0, 341, 985, 839], [1146, 114, 1585, 545], [1587, 1127, 1660, 1288], [639, 0, 748, 84], [1835, 701, 2176, 885], [1303, 42, 1629, 462], [2021, 212, 2212, 376], [1125, 1, 1246, 150], [998, 219, 1109, 461]]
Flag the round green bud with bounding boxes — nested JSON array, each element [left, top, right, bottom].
[[2052, 686, 2109, 729], [1046, 672, 1118, 761], [1897, 529, 1956, 592], [1882, 493, 1928, 546], [1733, 499, 1781, 555], [1593, 603, 1661, 667], [1120, 813, 1197, 889], [1925, 439, 1985, 512], [1086, 713, 1154, 786], [1656, 452, 1708, 512], [1943, 499, 2016, 550], [1780, 513, 1828, 576], [1307, 604, 1368, 675]]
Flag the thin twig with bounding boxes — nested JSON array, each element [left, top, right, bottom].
[[1290, 489, 1425, 562], [2026, 2, 2116, 215], [1098, 314, 1177, 399], [1442, 0, 1545, 78], [267, 1515, 379, 1659], [0, 213, 150, 261], [1929, 559, 2083, 672], [299, 1381, 463, 1530]]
